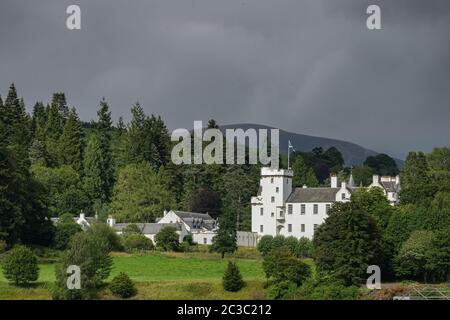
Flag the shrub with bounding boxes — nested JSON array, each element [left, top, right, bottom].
[[53, 221, 82, 250], [122, 224, 142, 238], [53, 232, 112, 300], [222, 261, 245, 292], [295, 278, 359, 300], [2, 245, 39, 286], [272, 235, 286, 249], [183, 234, 196, 245], [110, 272, 137, 298], [0, 240, 7, 253], [155, 226, 180, 251], [263, 246, 310, 286], [394, 230, 435, 280], [284, 236, 299, 255], [124, 234, 154, 252], [257, 235, 273, 256], [296, 237, 313, 258], [87, 223, 124, 252], [267, 280, 297, 300]]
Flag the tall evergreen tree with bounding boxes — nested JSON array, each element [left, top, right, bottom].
[[92, 98, 114, 203], [44, 102, 63, 164], [31, 102, 47, 141], [128, 102, 147, 164], [292, 156, 319, 188], [51, 93, 69, 123], [59, 108, 84, 173], [83, 133, 106, 208]]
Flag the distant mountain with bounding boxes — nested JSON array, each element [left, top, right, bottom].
[[219, 123, 404, 167]]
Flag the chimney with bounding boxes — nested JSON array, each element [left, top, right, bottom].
[[79, 210, 85, 220], [163, 210, 168, 216], [107, 215, 116, 227], [372, 174, 379, 185], [302, 184, 307, 189], [395, 175, 400, 185], [331, 175, 338, 188], [341, 181, 347, 190]]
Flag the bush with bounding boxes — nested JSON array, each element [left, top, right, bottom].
[[53, 232, 112, 300], [296, 237, 313, 258], [295, 277, 359, 300], [263, 246, 310, 286], [0, 240, 7, 253], [183, 234, 196, 245], [53, 221, 82, 250], [284, 236, 299, 255], [110, 272, 137, 298], [122, 224, 142, 238], [222, 261, 245, 292], [2, 245, 39, 286], [257, 235, 273, 256], [155, 226, 180, 251], [124, 234, 154, 252], [267, 280, 297, 300], [272, 235, 286, 249], [87, 223, 124, 252]]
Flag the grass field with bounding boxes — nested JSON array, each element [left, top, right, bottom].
[[0, 251, 268, 300]]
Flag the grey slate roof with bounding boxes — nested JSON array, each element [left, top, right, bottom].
[[173, 211, 216, 231], [114, 223, 180, 235], [286, 188, 339, 203], [380, 181, 399, 192]]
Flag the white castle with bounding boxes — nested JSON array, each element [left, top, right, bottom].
[[251, 167, 400, 239]]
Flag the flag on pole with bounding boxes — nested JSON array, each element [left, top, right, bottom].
[[288, 140, 295, 152]]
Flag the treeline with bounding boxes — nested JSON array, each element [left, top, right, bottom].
[[0, 84, 260, 248]]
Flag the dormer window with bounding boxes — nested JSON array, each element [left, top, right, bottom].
[[341, 193, 346, 200]]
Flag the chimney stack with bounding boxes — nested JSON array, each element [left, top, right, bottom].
[[395, 175, 400, 185], [372, 174, 379, 185], [331, 175, 338, 188], [107, 215, 116, 227]]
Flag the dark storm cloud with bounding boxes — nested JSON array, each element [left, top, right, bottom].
[[0, 0, 449, 159]]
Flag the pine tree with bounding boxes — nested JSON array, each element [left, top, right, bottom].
[[59, 108, 84, 173], [31, 102, 47, 140], [51, 93, 69, 123], [3, 84, 31, 165], [83, 133, 106, 206], [44, 102, 63, 164], [292, 157, 319, 188], [128, 102, 147, 163], [223, 261, 244, 292], [94, 98, 114, 203]]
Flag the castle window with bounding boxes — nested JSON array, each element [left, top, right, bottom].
[[326, 204, 331, 214], [288, 204, 293, 214], [301, 204, 306, 215], [271, 178, 274, 183], [301, 224, 305, 232], [341, 193, 346, 200], [276, 187, 279, 193], [260, 208, 263, 216], [288, 224, 292, 232], [271, 196, 275, 203], [271, 212, 274, 217], [313, 204, 318, 214], [260, 225, 264, 232], [203, 238, 207, 244], [314, 224, 318, 231]]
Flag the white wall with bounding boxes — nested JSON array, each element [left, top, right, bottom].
[[283, 202, 332, 239]]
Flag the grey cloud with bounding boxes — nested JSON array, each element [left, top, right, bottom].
[[0, 0, 449, 159]]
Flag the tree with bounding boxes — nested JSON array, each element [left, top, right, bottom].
[[124, 234, 154, 252], [53, 231, 112, 299], [223, 261, 245, 292], [210, 210, 237, 258], [122, 224, 142, 238], [53, 214, 82, 250], [352, 165, 374, 187], [87, 223, 124, 252], [425, 227, 450, 282], [394, 230, 435, 281], [364, 154, 399, 176], [262, 246, 310, 286], [2, 245, 39, 286], [188, 187, 222, 218], [59, 108, 84, 173], [400, 152, 434, 206], [292, 157, 319, 188], [313, 203, 383, 286], [29, 139, 51, 166], [155, 226, 180, 251], [83, 133, 110, 207], [93, 98, 115, 203], [257, 235, 274, 256], [110, 273, 137, 298], [297, 237, 313, 258], [351, 188, 394, 228], [109, 163, 175, 222]]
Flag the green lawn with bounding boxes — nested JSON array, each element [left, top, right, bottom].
[[0, 251, 267, 300]]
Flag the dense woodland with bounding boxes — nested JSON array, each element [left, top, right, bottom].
[[1, 83, 450, 298]]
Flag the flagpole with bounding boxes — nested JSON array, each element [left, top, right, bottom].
[[288, 142, 290, 170]]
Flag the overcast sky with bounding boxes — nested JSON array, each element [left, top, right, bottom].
[[1, 0, 449, 159]]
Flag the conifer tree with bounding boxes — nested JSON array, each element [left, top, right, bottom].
[[223, 261, 244, 292], [83, 133, 106, 206], [59, 108, 84, 173]]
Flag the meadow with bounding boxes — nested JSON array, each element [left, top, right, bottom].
[[0, 250, 269, 300]]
